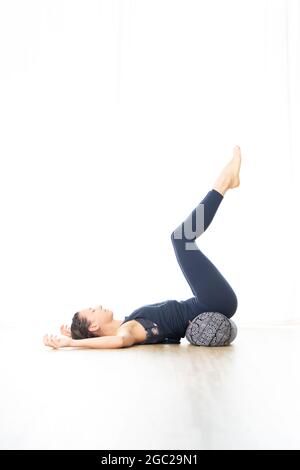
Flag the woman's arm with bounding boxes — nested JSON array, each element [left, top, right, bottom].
[[43, 330, 137, 350]]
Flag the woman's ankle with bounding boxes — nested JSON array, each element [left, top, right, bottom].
[[212, 181, 228, 196]]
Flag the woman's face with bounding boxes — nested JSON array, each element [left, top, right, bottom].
[[79, 305, 113, 327]]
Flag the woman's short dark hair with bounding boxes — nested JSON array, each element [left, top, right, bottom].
[[71, 312, 97, 340]]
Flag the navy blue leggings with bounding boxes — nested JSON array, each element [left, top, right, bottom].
[[171, 189, 238, 319]]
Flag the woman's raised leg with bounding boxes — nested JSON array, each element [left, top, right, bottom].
[[171, 146, 241, 318]]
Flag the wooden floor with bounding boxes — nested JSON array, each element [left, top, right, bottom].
[[1, 325, 300, 450]]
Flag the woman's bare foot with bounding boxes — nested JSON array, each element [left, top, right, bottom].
[[213, 146, 242, 196]]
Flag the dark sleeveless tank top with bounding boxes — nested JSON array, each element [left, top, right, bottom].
[[120, 297, 201, 345]]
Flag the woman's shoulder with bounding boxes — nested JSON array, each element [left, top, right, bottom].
[[117, 319, 148, 344]]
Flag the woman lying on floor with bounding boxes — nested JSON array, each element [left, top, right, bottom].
[[43, 146, 241, 350]]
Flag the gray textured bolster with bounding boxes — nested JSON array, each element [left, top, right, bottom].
[[185, 312, 238, 347]]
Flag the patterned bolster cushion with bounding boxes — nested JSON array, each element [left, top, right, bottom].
[[185, 312, 237, 347]]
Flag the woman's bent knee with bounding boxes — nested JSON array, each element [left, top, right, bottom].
[[171, 227, 184, 244]]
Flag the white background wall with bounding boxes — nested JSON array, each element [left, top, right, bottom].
[[0, 0, 299, 333]]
